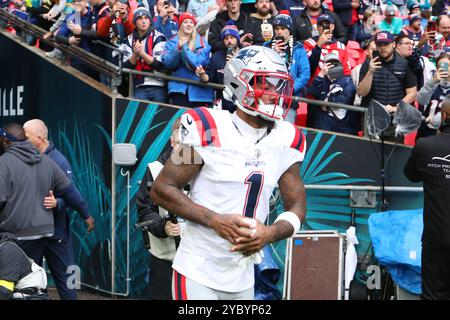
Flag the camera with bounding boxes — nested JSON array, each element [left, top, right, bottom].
[[327, 62, 344, 80]]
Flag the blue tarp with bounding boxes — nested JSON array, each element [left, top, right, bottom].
[[368, 209, 423, 295], [254, 245, 282, 300]]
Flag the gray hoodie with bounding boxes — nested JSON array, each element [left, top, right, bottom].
[[0, 141, 71, 240]]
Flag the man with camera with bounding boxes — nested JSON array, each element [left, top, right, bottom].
[[293, 0, 347, 43], [196, 21, 241, 112], [304, 13, 351, 127], [357, 31, 417, 142], [136, 119, 183, 300], [154, 0, 179, 40], [307, 52, 359, 134]]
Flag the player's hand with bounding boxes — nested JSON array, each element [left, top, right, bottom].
[[165, 221, 181, 237], [210, 214, 256, 245], [85, 216, 95, 233], [44, 190, 57, 209], [230, 219, 273, 256]]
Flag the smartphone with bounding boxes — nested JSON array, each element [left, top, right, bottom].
[[427, 20, 436, 33], [372, 50, 380, 60], [439, 61, 449, 72], [163, 0, 170, 8], [322, 24, 330, 33]]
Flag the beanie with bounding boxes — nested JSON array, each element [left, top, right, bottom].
[[220, 20, 240, 41], [273, 10, 293, 32]]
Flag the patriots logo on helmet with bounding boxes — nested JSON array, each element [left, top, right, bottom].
[[234, 48, 259, 66]]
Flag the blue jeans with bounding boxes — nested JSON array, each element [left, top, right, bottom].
[[134, 86, 168, 104]]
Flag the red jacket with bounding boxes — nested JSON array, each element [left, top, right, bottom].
[[304, 37, 351, 84]]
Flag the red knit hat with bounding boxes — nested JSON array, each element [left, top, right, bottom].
[[178, 12, 196, 26]]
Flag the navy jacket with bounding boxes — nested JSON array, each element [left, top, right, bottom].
[[45, 143, 90, 239], [307, 75, 360, 134]]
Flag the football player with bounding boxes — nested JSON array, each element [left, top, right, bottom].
[[151, 46, 307, 300]]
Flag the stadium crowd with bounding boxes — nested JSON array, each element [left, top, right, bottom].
[[2, 0, 450, 142]]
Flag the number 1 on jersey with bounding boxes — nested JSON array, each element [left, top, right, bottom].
[[243, 172, 264, 218]]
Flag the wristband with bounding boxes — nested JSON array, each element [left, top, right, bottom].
[[274, 211, 301, 236]]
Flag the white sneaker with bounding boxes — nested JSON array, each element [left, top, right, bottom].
[[45, 49, 62, 59]]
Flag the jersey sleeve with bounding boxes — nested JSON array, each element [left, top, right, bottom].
[[179, 107, 222, 148], [278, 123, 307, 175]]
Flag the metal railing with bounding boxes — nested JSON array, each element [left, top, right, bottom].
[[1, 8, 367, 125], [0, 9, 120, 82], [122, 68, 367, 113]]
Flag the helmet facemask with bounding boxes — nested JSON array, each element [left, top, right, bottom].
[[239, 69, 294, 121]]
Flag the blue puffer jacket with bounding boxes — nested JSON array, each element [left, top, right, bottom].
[[163, 34, 214, 102]]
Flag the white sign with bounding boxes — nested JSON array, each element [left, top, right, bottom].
[[0, 85, 24, 117]]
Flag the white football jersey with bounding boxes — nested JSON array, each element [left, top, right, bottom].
[[172, 107, 306, 293]]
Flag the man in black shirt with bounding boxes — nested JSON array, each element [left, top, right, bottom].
[[358, 31, 417, 142], [404, 98, 450, 300]]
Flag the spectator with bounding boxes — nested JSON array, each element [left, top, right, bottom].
[[136, 120, 182, 300], [403, 14, 423, 48], [275, 0, 306, 19], [307, 53, 359, 134], [357, 31, 418, 142], [267, 11, 310, 123], [98, 0, 135, 50], [23, 119, 94, 300], [419, 15, 450, 60], [245, 0, 275, 45], [196, 20, 241, 112], [153, 0, 179, 40], [351, 6, 378, 44], [436, 14, 450, 46], [396, 34, 429, 89], [43, 1, 76, 59], [304, 14, 351, 81], [55, 0, 95, 77], [163, 12, 214, 108], [140, 0, 179, 16], [332, 0, 360, 40], [352, 39, 375, 106], [123, 7, 168, 103], [416, 53, 450, 139], [187, 0, 217, 19], [403, 96, 450, 300], [0, 124, 91, 264], [378, 3, 404, 35], [293, 0, 347, 44], [431, 0, 447, 16], [209, 0, 250, 53]]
